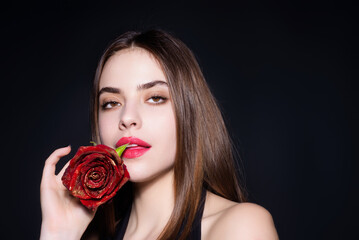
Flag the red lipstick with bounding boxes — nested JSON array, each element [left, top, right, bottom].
[[116, 137, 151, 159]]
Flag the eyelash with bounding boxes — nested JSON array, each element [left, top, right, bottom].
[[147, 95, 168, 104], [101, 101, 120, 110], [100, 95, 168, 110]]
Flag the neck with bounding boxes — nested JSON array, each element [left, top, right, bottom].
[[127, 169, 175, 238]]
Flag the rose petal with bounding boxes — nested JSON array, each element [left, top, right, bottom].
[[84, 166, 107, 188], [61, 144, 130, 210], [69, 154, 107, 199], [77, 153, 119, 199]]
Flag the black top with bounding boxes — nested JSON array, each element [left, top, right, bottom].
[[113, 189, 207, 240]]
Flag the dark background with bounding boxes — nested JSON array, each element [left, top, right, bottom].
[[2, 0, 356, 239]]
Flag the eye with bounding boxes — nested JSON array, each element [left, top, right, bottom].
[[147, 95, 168, 104], [101, 101, 121, 109]]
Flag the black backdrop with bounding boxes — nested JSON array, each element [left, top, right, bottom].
[[2, 0, 356, 239]]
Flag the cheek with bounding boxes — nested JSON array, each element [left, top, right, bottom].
[[98, 113, 117, 144], [149, 108, 177, 154]]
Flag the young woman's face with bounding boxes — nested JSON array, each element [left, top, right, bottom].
[[98, 48, 177, 183]]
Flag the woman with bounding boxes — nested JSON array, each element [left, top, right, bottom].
[[40, 29, 278, 240]]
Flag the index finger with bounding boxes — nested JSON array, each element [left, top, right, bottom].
[[42, 146, 71, 180]]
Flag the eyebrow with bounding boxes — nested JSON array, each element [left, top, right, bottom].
[[137, 80, 168, 91], [99, 80, 168, 96], [98, 87, 120, 95]]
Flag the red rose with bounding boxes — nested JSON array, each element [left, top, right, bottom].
[[61, 144, 129, 211]]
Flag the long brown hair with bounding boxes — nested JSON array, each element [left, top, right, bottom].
[[86, 29, 247, 240]]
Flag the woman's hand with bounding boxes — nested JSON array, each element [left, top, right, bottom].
[[40, 146, 96, 240]]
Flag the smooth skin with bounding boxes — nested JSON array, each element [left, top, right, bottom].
[[40, 48, 278, 240]]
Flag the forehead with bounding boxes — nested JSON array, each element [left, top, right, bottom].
[[99, 47, 167, 88]]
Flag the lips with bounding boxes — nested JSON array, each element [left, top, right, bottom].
[[116, 137, 151, 159]]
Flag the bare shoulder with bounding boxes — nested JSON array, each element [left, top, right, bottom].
[[202, 191, 278, 240]]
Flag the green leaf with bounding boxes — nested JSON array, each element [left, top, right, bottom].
[[90, 141, 97, 146], [116, 144, 128, 157]]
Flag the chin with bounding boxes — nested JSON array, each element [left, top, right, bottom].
[[127, 166, 175, 184]]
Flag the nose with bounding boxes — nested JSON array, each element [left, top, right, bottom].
[[118, 102, 142, 130]]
